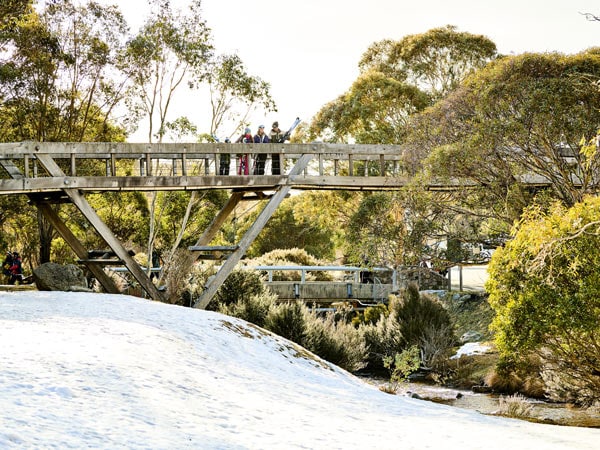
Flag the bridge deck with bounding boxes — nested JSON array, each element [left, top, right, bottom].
[[0, 141, 474, 193]]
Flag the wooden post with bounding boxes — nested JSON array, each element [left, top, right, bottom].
[[35, 154, 165, 302]]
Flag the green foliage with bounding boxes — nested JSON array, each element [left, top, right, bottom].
[[239, 194, 337, 260], [352, 303, 388, 326], [309, 71, 430, 143], [383, 345, 421, 389], [487, 196, 600, 405], [207, 53, 275, 136], [303, 310, 368, 372], [391, 284, 456, 352], [345, 190, 448, 268], [123, 0, 213, 142], [218, 292, 277, 328], [359, 25, 497, 100], [264, 301, 307, 344], [0, 0, 129, 142], [363, 283, 455, 372], [212, 269, 266, 308], [311, 25, 497, 143], [418, 51, 600, 214]]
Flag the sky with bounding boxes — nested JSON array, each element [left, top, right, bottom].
[[90, 0, 600, 141], [1, 290, 599, 449]]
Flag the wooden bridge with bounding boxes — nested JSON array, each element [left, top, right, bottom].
[[0, 141, 546, 307]]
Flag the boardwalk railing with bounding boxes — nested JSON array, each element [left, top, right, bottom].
[[0, 141, 417, 193], [250, 265, 397, 306]]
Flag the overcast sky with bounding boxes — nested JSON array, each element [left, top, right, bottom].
[[96, 0, 600, 140]]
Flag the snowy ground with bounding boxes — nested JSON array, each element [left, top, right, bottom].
[[1, 291, 598, 449]]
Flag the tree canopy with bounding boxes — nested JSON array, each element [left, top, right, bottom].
[[487, 196, 600, 405], [410, 50, 600, 226], [309, 25, 497, 144]]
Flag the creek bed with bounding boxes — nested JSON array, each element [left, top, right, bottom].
[[361, 377, 600, 428]]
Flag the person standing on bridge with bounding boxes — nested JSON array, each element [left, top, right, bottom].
[[253, 125, 270, 175], [268, 121, 284, 175], [236, 127, 253, 175]]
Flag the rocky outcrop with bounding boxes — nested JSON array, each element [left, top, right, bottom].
[[32, 262, 90, 292]]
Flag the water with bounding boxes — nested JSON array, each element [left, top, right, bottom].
[[362, 377, 600, 428]]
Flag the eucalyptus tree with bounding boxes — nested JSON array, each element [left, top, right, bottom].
[[123, 0, 213, 143], [0, 0, 130, 142], [415, 50, 600, 218], [310, 71, 430, 143], [207, 53, 275, 138], [0, 0, 132, 263], [359, 25, 498, 101], [309, 25, 497, 143]]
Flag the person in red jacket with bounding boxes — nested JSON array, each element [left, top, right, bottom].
[[8, 251, 22, 285], [235, 127, 252, 175]]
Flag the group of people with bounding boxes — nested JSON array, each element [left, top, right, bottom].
[[219, 121, 289, 176], [2, 251, 23, 285]]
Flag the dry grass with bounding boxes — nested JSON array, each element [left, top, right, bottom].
[[496, 394, 534, 419]]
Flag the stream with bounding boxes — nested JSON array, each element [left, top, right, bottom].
[[360, 377, 600, 428]]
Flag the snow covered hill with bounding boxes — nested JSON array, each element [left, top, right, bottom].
[[1, 291, 598, 449]]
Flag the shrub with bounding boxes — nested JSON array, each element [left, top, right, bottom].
[[264, 301, 308, 344], [218, 292, 277, 328], [351, 303, 388, 326], [211, 269, 266, 309], [360, 283, 456, 375], [303, 310, 368, 372], [487, 197, 600, 405], [382, 345, 421, 393], [391, 284, 456, 351], [251, 248, 334, 281], [361, 312, 404, 371]]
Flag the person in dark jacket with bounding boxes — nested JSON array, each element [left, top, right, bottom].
[[253, 125, 270, 175], [219, 137, 231, 175], [269, 121, 284, 175]]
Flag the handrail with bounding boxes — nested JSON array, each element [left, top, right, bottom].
[[252, 265, 394, 283]]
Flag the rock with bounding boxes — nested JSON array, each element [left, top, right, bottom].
[[472, 385, 493, 394], [33, 263, 90, 292], [460, 331, 483, 343]]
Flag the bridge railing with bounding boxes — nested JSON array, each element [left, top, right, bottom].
[[0, 141, 407, 179]]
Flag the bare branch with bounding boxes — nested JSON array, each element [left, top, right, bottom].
[[580, 12, 600, 21]]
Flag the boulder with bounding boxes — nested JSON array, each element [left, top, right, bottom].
[[460, 331, 483, 343], [33, 263, 90, 292]]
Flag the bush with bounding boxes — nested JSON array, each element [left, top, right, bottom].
[[360, 283, 456, 375], [487, 197, 600, 405], [264, 301, 308, 344], [219, 292, 277, 328], [303, 310, 368, 372], [250, 248, 334, 281], [352, 303, 388, 326], [211, 269, 266, 309], [391, 284, 456, 351]]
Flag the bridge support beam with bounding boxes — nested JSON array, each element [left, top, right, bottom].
[[193, 154, 313, 309], [0, 159, 121, 294], [35, 154, 165, 302]]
